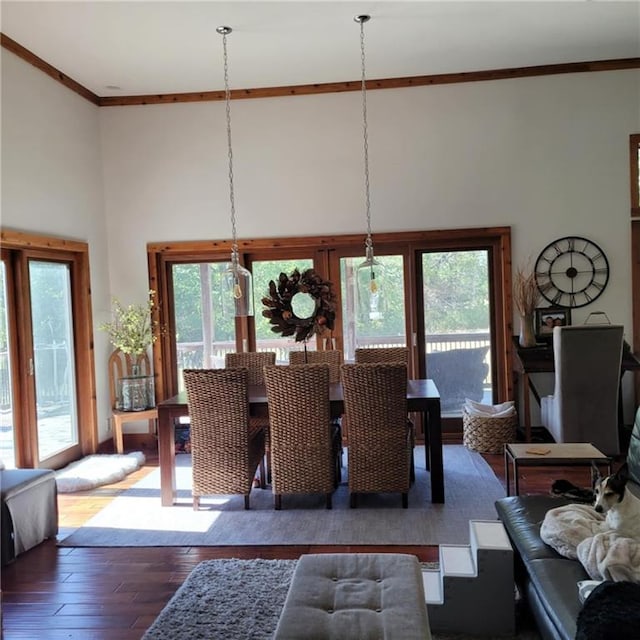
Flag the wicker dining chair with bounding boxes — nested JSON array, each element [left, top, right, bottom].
[[225, 351, 276, 385], [341, 363, 412, 508], [289, 349, 344, 471], [289, 349, 343, 383], [354, 347, 409, 365], [353, 346, 415, 481], [183, 368, 265, 510], [225, 351, 276, 477], [263, 364, 338, 510]]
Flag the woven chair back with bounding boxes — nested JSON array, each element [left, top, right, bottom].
[[263, 364, 335, 497], [341, 363, 411, 495], [183, 368, 264, 500], [225, 351, 276, 386], [354, 347, 409, 366], [289, 350, 343, 383]]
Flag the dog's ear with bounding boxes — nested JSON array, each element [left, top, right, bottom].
[[615, 462, 630, 483], [591, 462, 603, 488]]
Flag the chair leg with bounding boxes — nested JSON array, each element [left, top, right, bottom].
[[112, 416, 124, 454], [422, 419, 430, 471], [258, 458, 266, 489], [326, 493, 332, 510], [350, 493, 357, 508], [410, 452, 415, 484], [193, 495, 200, 511], [401, 492, 408, 509], [244, 495, 250, 510], [275, 494, 282, 510]]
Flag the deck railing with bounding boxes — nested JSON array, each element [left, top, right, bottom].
[[0, 331, 492, 410], [175, 331, 492, 388]]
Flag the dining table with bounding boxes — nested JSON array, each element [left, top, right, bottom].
[[156, 378, 443, 506]]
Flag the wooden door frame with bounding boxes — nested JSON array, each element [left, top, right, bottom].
[[0, 229, 97, 468], [148, 227, 513, 407]]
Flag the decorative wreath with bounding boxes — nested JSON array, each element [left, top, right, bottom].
[[261, 268, 336, 343]]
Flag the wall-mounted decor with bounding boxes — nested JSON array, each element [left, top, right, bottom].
[[534, 236, 609, 308], [261, 268, 336, 343]]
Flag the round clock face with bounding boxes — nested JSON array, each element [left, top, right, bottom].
[[534, 236, 609, 308]]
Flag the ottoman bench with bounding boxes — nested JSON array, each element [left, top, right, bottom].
[[274, 553, 431, 639], [1, 468, 58, 565]]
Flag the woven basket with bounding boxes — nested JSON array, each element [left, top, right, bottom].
[[462, 408, 517, 454]]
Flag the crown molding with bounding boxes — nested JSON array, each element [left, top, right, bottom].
[[2, 32, 639, 108]]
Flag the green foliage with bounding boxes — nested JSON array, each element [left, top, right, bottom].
[[423, 251, 489, 332], [100, 291, 157, 355], [28, 261, 72, 347], [169, 250, 490, 354]]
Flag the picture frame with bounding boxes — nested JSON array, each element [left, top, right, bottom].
[[535, 307, 572, 340]]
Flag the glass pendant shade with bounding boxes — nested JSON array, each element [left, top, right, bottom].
[[356, 245, 385, 321], [223, 251, 254, 317]]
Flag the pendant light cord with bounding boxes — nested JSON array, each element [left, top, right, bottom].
[[357, 16, 373, 254], [220, 28, 238, 260]]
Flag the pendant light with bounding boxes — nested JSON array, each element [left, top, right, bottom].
[[218, 25, 254, 317], [354, 15, 384, 321]]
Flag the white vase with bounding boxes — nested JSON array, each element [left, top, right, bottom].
[[518, 313, 537, 348]]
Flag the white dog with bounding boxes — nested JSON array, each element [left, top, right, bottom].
[[593, 463, 640, 538]]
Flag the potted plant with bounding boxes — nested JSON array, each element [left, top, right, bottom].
[[100, 291, 157, 410]]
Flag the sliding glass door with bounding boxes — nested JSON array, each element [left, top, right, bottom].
[[0, 232, 94, 469], [0, 259, 16, 467], [420, 249, 493, 417], [29, 260, 79, 460], [150, 228, 510, 434]]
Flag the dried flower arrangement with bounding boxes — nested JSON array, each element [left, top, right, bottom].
[[513, 265, 540, 316]]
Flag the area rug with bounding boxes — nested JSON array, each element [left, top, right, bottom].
[[142, 558, 541, 640], [55, 451, 145, 493], [58, 445, 507, 547]]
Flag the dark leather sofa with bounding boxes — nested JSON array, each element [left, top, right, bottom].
[[495, 408, 640, 640]]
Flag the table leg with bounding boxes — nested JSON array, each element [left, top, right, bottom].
[[522, 372, 531, 443], [426, 401, 444, 503], [513, 459, 520, 496], [505, 447, 510, 496], [158, 407, 177, 506]]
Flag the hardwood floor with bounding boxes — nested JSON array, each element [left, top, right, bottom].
[[1, 447, 602, 639]]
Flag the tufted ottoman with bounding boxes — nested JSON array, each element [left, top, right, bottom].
[[274, 553, 431, 639]]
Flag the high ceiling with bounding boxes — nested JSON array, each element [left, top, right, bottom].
[[2, 1, 639, 98]]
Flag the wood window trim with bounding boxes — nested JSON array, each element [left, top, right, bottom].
[[633, 221, 640, 403], [632, 135, 640, 404], [0, 228, 98, 465], [148, 226, 513, 405], [631, 134, 640, 217]]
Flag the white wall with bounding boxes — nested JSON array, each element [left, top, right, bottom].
[[1, 49, 112, 438], [3, 44, 639, 441], [100, 69, 639, 321], [98, 67, 640, 424]]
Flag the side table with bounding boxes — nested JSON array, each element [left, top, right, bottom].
[[504, 442, 612, 496]]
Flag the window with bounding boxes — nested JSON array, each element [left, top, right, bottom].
[[149, 228, 511, 435]]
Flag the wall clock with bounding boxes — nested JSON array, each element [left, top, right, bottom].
[[534, 236, 609, 308]]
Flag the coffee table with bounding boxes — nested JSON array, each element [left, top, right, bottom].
[[504, 442, 612, 496]]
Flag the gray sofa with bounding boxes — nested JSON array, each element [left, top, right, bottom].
[[495, 407, 640, 640]]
